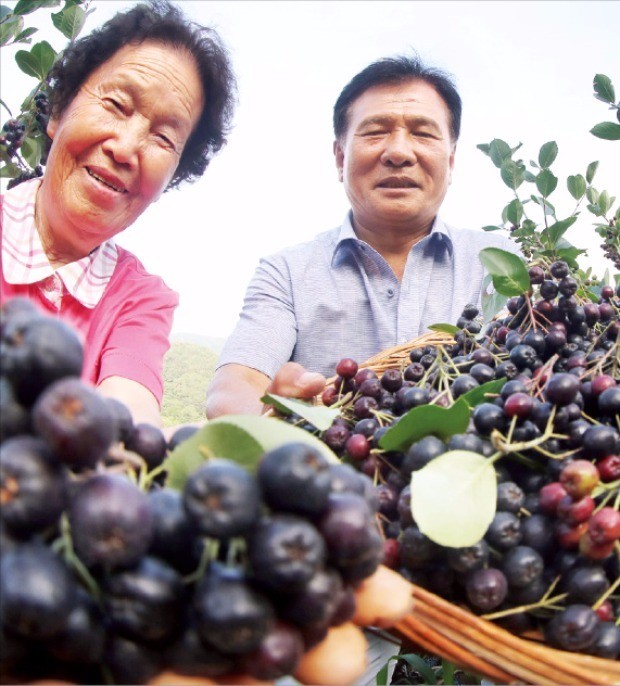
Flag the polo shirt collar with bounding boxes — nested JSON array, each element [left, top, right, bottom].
[[2, 178, 118, 308], [331, 211, 454, 266]]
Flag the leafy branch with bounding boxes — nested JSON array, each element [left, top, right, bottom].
[[477, 73, 620, 286], [0, 0, 94, 185]]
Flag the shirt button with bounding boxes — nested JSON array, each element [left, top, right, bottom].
[[387, 288, 394, 297]]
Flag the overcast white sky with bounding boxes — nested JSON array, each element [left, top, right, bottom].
[[2, 0, 619, 339]]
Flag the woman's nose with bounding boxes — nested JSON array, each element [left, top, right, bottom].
[[102, 120, 143, 167]]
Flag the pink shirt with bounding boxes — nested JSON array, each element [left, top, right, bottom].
[[1, 180, 178, 405]]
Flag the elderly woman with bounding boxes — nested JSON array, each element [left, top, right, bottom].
[[0, 0, 235, 427]]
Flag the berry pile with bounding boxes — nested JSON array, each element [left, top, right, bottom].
[[292, 261, 620, 659], [0, 298, 384, 684]]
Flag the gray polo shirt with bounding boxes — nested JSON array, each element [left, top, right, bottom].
[[217, 213, 520, 379]]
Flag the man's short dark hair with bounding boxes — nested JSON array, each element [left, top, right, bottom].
[[47, 0, 237, 189], [333, 54, 462, 143]]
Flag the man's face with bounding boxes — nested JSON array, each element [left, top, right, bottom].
[[334, 79, 456, 237]]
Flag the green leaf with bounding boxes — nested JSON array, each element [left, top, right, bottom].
[[20, 135, 41, 168], [488, 139, 512, 168], [163, 414, 339, 490], [15, 40, 56, 79], [13, 0, 59, 15], [567, 174, 586, 200], [428, 323, 460, 335], [379, 398, 470, 452], [0, 162, 23, 178], [586, 161, 599, 184], [51, 4, 85, 40], [523, 170, 537, 183], [442, 659, 456, 686], [261, 393, 340, 432], [0, 15, 23, 46], [459, 378, 507, 408], [593, 74, 615, 104], [598, 190, 611, 215], [476, 143, 490, 156], [540, 215, 578, 248], [586, 186, 599, 204], [505, 198, 523, 226], [590, 122, 620, 141], [14, 25, 38, 42], [535, 169, 558, 197], [481, 274, 508, 324], [478, 247, 530, 297], [500, 159, 524, 190], [482, 225, 502, 232], [410, 450, 497, 547], [538, 141, 558, 168]]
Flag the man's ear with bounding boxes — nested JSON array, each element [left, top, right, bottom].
[[448, 143, 456, 185], [47, 117, 58, 140], [333, 140, 344, 182]]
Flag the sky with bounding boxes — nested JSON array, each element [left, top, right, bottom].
[[2, 0, 619, 339]]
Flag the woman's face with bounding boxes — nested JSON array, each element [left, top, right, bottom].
[[41, 40, 204, 256]]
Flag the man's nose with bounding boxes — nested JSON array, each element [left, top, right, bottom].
[[381, 130, 416, 167]]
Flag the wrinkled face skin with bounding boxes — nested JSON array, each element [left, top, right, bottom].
[[39, 40, 204, 262], [334, 79, 456, 242]]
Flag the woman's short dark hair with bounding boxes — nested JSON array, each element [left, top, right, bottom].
[[333, 54, 462, 143], [46, 0, 236, 189]]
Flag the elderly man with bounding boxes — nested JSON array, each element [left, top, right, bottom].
[[206, 54, 518, 418]]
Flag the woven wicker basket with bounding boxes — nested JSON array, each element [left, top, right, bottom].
[[326, 333, 620, 685]]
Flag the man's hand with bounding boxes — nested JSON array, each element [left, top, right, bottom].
[[206, 363, 326, 419], [264, 362, 326, 403]]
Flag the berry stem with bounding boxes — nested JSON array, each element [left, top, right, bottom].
[[58, 513, 102, 602], [592, 572, 620, 611]]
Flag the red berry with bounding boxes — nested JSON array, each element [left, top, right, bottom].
[[382, 538, 400, 569], [597, 454, 620, 482], [587, 507, 620, 545], [559, 459, 600, 499], [503, 392, 534, 419], [539, 482, 568, 515], [321, 386, 338, 407], [600, 285, 615, 301], [556, 494, 595, 524], [591, 374, 616, 397], [554, 520, 588, 549], [336, 358, 358, 379], [579, 531, 615, 560], [345, 433, 370, 461], [595, 600, 615, 622]]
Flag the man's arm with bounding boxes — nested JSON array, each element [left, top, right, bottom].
[[206, 362, 326, 419], [98, 376, 162, 428]]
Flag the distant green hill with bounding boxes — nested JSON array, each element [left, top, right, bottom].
[[171, 332, 226, 354], [161, 341, 218, 426]]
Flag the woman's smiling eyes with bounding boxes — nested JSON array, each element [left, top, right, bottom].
[[102, 94, 178, 151]]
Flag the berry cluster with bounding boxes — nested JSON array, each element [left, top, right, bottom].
[[0, 298, 384, 683], [1, 88, 51, 189], [291, 261, 620, 658], [0, 118, 26, 158]]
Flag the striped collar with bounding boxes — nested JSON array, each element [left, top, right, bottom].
[[1, 178, 118, 308]]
